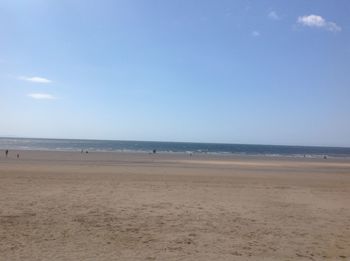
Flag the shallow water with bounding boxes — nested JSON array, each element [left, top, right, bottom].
[[1, 137, 350, 158]]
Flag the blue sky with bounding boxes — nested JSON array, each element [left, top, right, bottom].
[[1, 0, 349, 146]]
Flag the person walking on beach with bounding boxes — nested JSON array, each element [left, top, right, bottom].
[[17, 153, 19, 159], [5, 150, 8, 157]]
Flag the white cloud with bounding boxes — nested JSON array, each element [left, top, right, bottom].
[[20, 76, 52, 84], [268, 11, 279, 20], [326, 21, 342, 32], [28, 93, 56, 100], [297, 14, 341, 32], [252, 31, 260, 37]]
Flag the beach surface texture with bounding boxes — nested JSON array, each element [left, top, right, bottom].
[[0, 151, 349, 260]]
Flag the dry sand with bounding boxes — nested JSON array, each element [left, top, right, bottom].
[[0, 151, 349, 260]]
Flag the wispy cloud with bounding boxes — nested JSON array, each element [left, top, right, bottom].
[[297, 14, 341, 32], [252, 31, 260, 37], [20, 76, 52, 84], [268, 11, 280, 20], [28, 93, 56, 100]]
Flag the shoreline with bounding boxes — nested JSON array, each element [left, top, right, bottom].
[[2, 137, 350, 159], [1, 148, 350, 160]]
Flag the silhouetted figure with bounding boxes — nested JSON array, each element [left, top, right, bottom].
[[323, 155, 327, 160], [81, 149, 83, 154], [86, 150, 89, 154], [5, 150, 8, 157], [17, 153, 19, 159]]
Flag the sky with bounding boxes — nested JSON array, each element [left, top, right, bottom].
[[0, 0, 349, 147]]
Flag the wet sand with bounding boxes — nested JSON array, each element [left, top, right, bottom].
[[0, 151, 349, 260]]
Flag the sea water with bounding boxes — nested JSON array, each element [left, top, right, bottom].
[[0, 137, 350, 158]]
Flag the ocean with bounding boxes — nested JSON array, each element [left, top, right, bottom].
[[0, 137, 350, 158]]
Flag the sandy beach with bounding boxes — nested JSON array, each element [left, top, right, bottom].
[[0, 151, 349, 260]]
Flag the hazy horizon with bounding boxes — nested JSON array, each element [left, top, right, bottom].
[[1, 135, 350, 149], [1, 1, 349, 147]]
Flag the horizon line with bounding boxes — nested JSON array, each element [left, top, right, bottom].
[[0, 136, 349, 149]]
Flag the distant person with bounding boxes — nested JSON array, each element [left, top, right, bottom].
[[17, 153, 19, 159], [5, 150, 8, 157], [153, 149, 156, 154], [81, 149, 83, 154], [86, 150, 89, 154], [323, 155, 327, 160]]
